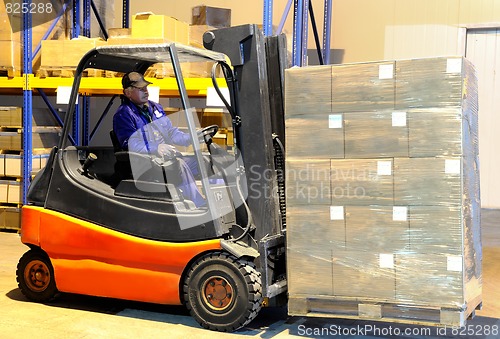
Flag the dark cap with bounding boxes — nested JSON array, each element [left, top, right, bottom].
[[122, 71, 152, 89]]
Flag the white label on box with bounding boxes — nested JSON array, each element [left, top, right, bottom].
[[377, 161, 392, 176], [379, 64, 394, 79], [330, 206, 344, 220], [329, 114, 343, 129], [446, 58, 462, 74], [392, 111, 407, 127], [379, 253, 394, 269], [393, 206, 408, 221], [56, 86, 77, 104], [445, 159, 461, 175], [447, 255, 463, 272], [147, 86, 160, 103], [206, 86, 231, 107]]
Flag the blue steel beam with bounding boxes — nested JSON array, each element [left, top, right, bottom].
[[22, 1, 33, 204], [123, 0, 129, 28], [293, 0, 309, 66], [322, 0, 332, 64], [263, 0, 273, 36]]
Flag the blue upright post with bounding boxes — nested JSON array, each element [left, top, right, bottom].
[[22, 1, 33, 204], [123, 0, 129, 28], [293, 0, 309, 66], [322, 0, 332, 64], [263, 0, 273, 36], [81, 0, 91, 146], [71, 0, 81, 145]]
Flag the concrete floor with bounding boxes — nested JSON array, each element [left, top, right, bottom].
[[0, 210, 499, 338]]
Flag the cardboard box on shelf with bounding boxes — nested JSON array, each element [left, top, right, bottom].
[[189, 24, 216, 48], [131, 13, 189, 44], [191, 5, 231, 28], [41, 38, 105, 68]]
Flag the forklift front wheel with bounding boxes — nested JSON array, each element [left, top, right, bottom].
[[183, 251, 262, 332], [16, 249, 58, 302]]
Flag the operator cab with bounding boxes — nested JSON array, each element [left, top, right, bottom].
[[26, 43, 243, 242]]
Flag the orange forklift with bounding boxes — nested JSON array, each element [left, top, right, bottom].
[[16, 25, 287, 332]]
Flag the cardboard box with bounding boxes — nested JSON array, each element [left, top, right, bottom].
[[286, 159, 331, 206], [131, 13, 189, 44], [0, 207, 21, 229], [0, 131, 60, 150], [394, 157, 462, 206], [0, 13, 20, 41], [408, 108, 463, 157], [332, 61, 395, 112], [330, 159, 394, 206], [344, 111, 408, 158], [345, 206, 409, 252], [333, 251, 396, 300], [287, 205, 346, 251], [189, 24, 216, 48], [7, 180, 21, 204], [0, 106, 22, 127], [41, 38, 105, 68], [408, 206, 463, 255], [108, 27, 131, 38], [192, 5, 231, 28], [287, 249, 333, 296], [395, 253, 464, 306], [0, 40, 21, 69], [286, 114, 344, 159], [395, 57, 466, 109], [4, 154, 21, 177], [0, 180, 8, 203], [285, 65, 332, 117]]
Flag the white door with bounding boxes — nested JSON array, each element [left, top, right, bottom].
[[466, 28, 500, 208]]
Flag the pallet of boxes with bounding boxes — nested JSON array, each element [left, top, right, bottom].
[[285, 56, 482, 327]]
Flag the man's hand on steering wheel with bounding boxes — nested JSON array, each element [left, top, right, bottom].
[[157, 144, 178, 158], [197, 124, 219, 144]]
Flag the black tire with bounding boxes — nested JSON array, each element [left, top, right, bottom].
[[183, 252, 263, 332], [16, 249, 58, 302]]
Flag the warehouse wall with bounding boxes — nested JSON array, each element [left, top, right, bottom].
[[332, 0, 500, 62]]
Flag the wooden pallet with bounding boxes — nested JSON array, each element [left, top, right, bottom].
[[0, 67, 21, 78], [288, 295, 483, 328], [36, 67, 105, 78]]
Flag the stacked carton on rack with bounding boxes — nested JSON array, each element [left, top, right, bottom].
[[285, 56, 481, 326]]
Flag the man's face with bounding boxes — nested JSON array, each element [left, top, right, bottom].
[[124, 85, 149, 105]]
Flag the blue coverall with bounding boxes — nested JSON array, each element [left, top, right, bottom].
[[113, 98, 205, 207]]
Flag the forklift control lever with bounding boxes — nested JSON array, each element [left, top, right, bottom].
[[78, 153, 97, 176]]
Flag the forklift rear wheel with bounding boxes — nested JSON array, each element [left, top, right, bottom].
[[16, 249, 57, 302], [183, 251, 262, 332]]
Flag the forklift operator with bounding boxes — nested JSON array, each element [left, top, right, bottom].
[[113, 71, 205, 207]]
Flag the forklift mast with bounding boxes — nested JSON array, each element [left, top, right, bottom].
[[204, 24, 288, 299]]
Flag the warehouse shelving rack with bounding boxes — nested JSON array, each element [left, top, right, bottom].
[[6, 0, 332, 205], [2, 0, 221, 205], [263, 0, 332, 66]]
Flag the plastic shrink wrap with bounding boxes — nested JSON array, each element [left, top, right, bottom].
[[285, 57, 481, 326]]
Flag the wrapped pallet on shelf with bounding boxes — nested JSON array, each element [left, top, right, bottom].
[[285, 56, 481, 327]]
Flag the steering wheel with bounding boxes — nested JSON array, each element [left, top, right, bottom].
[[197, 124, 219, 144]]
